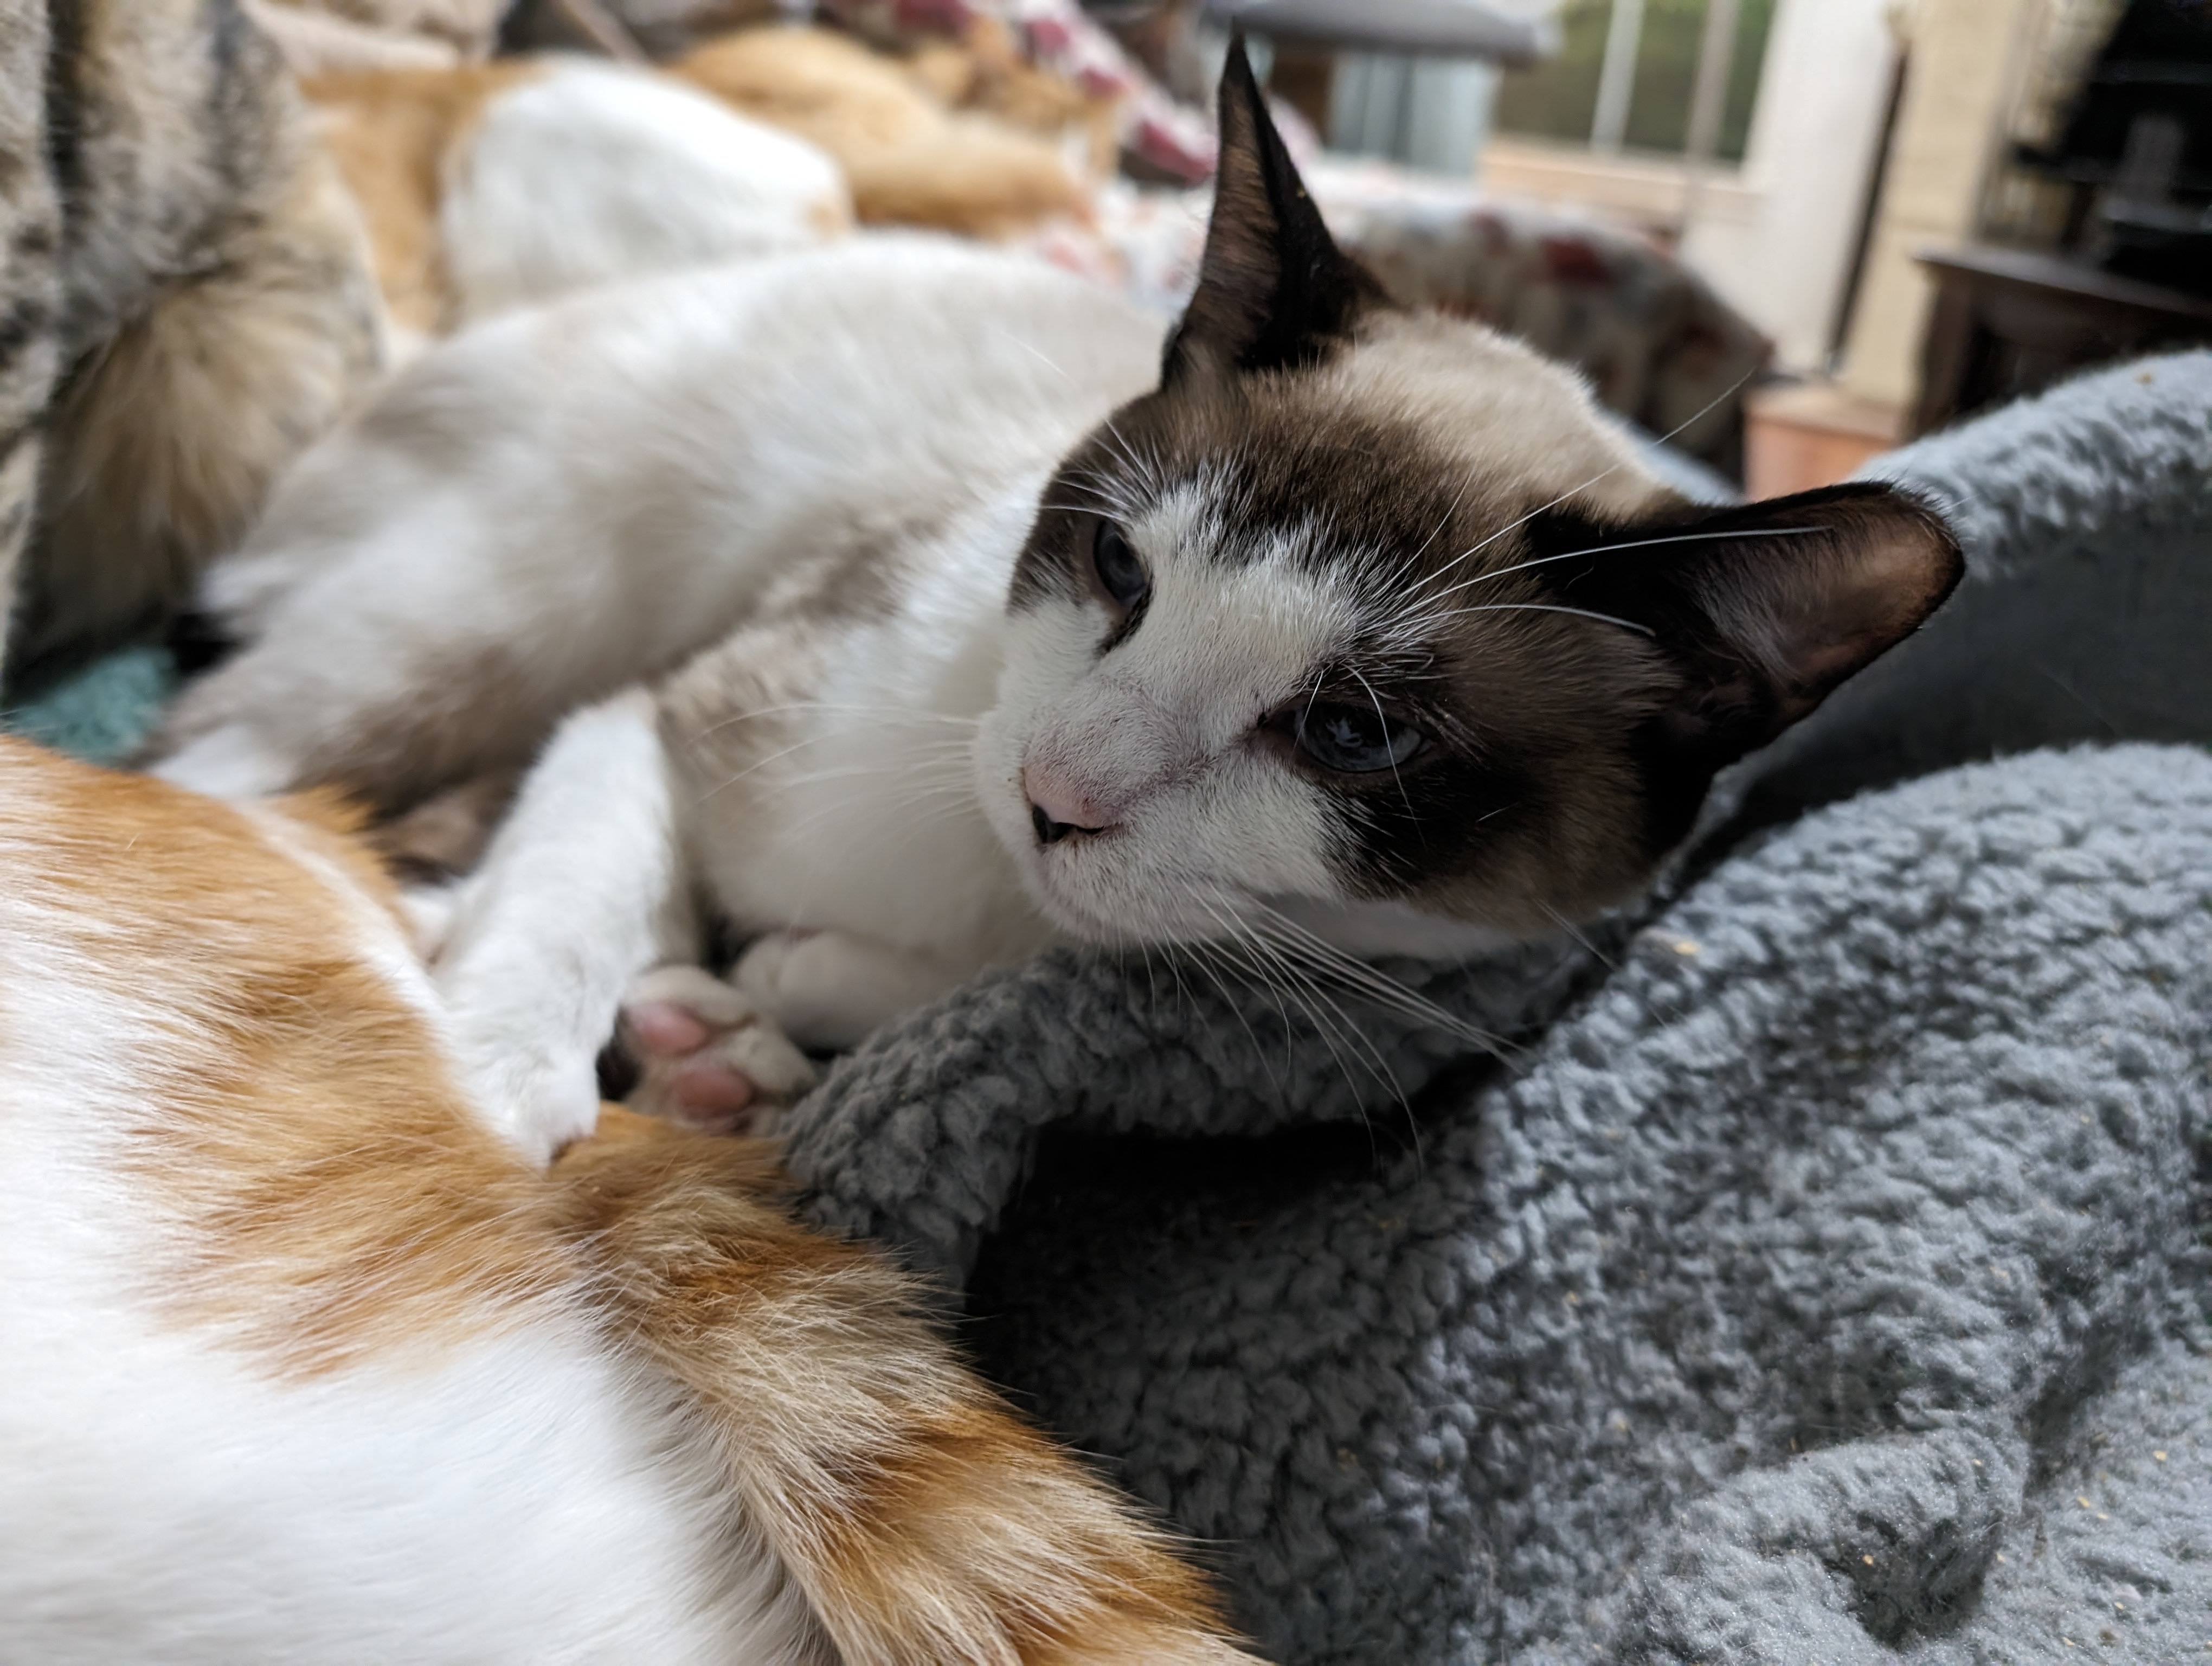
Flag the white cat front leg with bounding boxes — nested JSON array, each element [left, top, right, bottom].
[[734, 928, 970, 1052], [434, 690, 686, 1164]]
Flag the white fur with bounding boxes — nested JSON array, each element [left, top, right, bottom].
[[0, 774, 817, 1663], [432, 689, 683, 1162], [975, 486, 1358, 947], [162, 239, 1161, 803], [443, 59, 849, 328], [160, 242, 1168, 1047], [163, 239, 1629, 1053], [685, 486, 1063, 1016]]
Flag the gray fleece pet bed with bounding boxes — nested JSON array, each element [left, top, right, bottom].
[[782, 354, 2212, 1665]]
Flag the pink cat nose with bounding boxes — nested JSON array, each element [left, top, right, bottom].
[[1023, 767, 1120, 846]]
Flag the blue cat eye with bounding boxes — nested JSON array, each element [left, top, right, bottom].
[[1296, 702, 1426, 774], [1091, 521, 1149, 612]]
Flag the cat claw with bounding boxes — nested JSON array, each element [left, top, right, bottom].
[[618, 965, 816, 1135]]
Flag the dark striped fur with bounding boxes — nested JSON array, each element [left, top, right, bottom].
[[0, 0, 382, 680]]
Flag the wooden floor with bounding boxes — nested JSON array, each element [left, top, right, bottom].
[[1744, 380, 1905, 499]]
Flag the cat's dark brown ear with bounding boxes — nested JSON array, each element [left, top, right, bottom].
[[1162, 36, 1388, 384], [1559, 482, 1964, 766]]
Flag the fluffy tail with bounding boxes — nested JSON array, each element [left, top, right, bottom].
[[27, 139, 382, 664], [554, 1111, 1264, 1666]]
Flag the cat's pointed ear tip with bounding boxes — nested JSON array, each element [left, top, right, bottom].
[[1218, 31, 1264, 119], [1756, 477, 1965, 587], [1840, 479, 1967, 597]]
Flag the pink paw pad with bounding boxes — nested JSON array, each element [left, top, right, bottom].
[[624, 1000, 712, 1059], [617, 969, 816, 1136]]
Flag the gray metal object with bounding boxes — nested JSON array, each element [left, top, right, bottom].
[[1199, 0, 1553, 64]]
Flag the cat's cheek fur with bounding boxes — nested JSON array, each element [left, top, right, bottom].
[[978, 598, 1348, 946]]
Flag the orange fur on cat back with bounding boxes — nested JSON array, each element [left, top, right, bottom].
[[303, 62, 542, 335], [906, 15, 1121, 177], [0, 734, 1257, 1662], [676, 26, 1093, 238], [0, 736, 548, 1374]]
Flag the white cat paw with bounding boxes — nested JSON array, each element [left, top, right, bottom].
[[492, 1050, 605, 1165], [734, 928, 960, 1051], [619, 964, 816, 1135]]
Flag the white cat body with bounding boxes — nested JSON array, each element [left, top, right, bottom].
[[170, 238, 1162, 799], [442, 57, 849, 330], [160, 60, 1962, 1081], [161, 240, 1178, 1047]]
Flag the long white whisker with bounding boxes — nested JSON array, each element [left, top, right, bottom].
[[1348, 667, 1418, 831], [1245, 901, 1513, 1059], [1404, 466, 1481, 569], [1422, 602, 1657, 637], [710, 746, 972, 801], [1535, 899, 1618, 974], [772, 781, 971, 819], [1173, 933, 1286, 1103], [688, 703, 979, 744], [1204, 894, 1398, 1074], [1423, 365, 1761, 585], [1196, 899, 1388, 1120], [693, 733, 842, 800], [1405, 525, 1828, 619], [1091, 419, 1160, 496], [1214, 907, 1416, 1155], [1186, 921, 1302, 1086], [1227, 913, 1396, 1081], [987, 324, 1072, 383]]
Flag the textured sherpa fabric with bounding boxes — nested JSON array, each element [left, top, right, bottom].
[[963, 745, 2212, 1664], [781, 354, 2212, 1664]]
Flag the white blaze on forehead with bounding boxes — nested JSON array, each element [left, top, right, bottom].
[[988, 477, 1369, 940], [1114, 482, 1357, 741]]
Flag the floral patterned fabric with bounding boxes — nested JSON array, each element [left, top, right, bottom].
[[821, 0, 1218, 180]]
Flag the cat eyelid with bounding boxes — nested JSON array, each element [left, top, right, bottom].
[[1264, 683, 1429, 740], [1087, 520, 1152, 651]]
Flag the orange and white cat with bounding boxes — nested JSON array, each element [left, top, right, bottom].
[[0, 713, 1256, 1663]]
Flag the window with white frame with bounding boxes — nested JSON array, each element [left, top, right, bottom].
[[1494, 0, 1778, 163]]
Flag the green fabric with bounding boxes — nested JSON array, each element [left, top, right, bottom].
[[0, 644, 178, 766]]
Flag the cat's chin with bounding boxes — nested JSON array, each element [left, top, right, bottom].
[[1018, 879, 1195, 951], [995, 842, 1223, 950]]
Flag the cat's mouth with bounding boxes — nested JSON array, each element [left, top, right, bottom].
[[1014, 826, 1266, 951]]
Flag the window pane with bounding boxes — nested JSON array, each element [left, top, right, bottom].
[[1490, 0, 1776, 162], [1716, 0, 1777, 163], [1493, 0, 1613, 144], [1624, 0, 1706, 155]]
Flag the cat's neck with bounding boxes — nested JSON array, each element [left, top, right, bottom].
[[667, 473, 1057, 977]]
